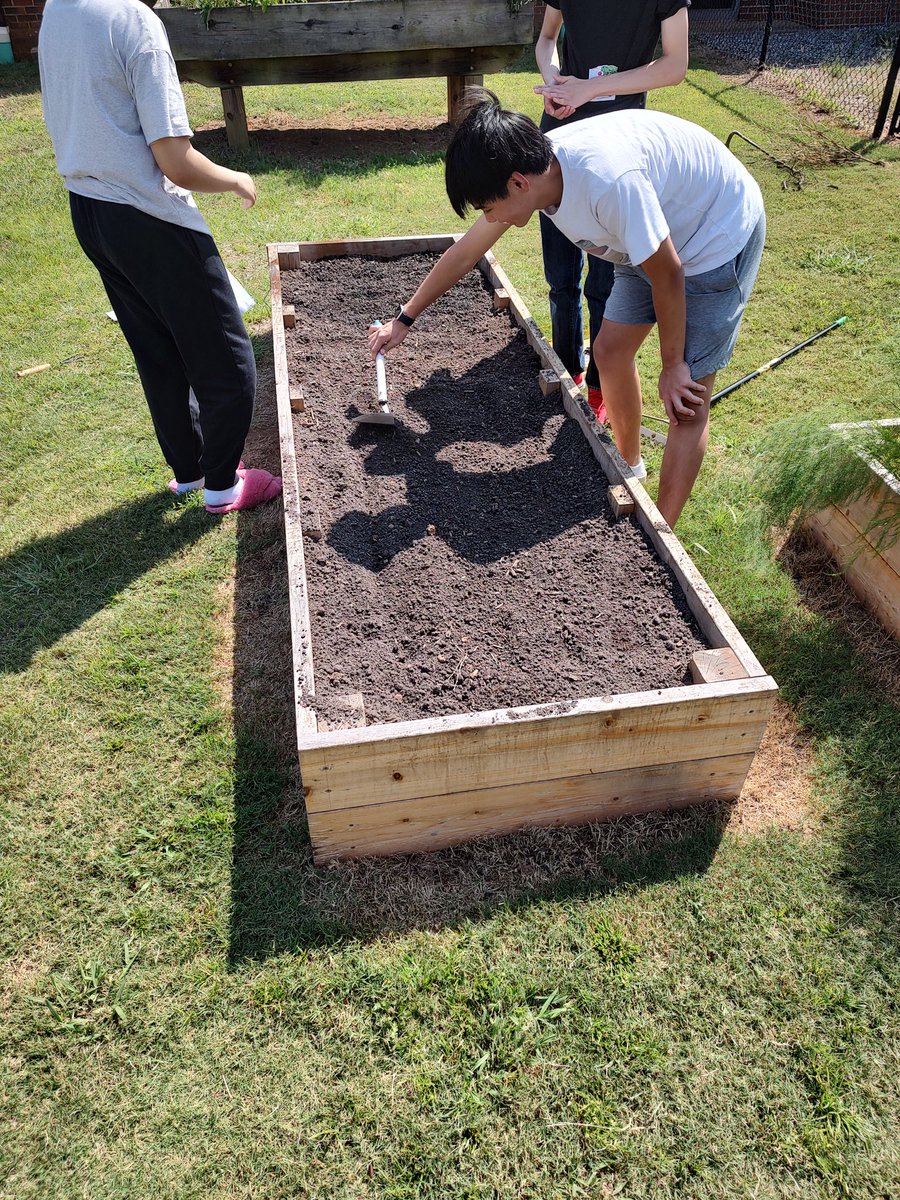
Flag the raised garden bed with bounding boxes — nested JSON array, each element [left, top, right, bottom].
[[158, 1, 532, 147], [268, 234, 777, 862], [804, 419, 900, 639]]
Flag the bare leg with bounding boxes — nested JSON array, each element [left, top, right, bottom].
[[656, 372, 716, 528], [592, 320, 654, 466]]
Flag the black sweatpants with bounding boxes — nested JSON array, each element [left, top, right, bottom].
[[69, 193, 256, 490]]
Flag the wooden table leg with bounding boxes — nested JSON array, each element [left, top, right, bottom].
[[447, 73, 483, 125], [220, 86, 249, 151]]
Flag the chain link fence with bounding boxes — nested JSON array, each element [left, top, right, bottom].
[[690, 1, 900, 138]]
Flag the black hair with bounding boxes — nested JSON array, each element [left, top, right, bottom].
[[444, 88, 554, 218]]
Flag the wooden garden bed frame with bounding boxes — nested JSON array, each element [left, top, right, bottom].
[[158, 0, 532, 148], [268, 234, 777, 863], [805, 418, 900, 638]]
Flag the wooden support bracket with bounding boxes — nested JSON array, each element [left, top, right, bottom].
[[538, 368, 561, 397], [289, 385, 305, 413], [607, 484, 635, 520], [283, 305, 296, 329], [689, 647, 748, 685], [492, 288, 510, 311]]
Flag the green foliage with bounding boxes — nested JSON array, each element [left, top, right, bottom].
[[753, 414, 900, 550]]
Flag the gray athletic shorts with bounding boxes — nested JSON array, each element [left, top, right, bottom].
[[603, 214, 766, 378]]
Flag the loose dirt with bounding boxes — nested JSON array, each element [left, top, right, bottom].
[[282, 253, 707, 727]]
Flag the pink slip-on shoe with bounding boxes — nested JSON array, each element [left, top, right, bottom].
[[205, 467, 282, 514]]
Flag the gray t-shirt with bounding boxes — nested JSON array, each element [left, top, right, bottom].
[[545, 109, 764, 276], [38, 0, 210, 234]]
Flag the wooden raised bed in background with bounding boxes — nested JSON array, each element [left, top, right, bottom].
[[805, 419, 900, 639], [268, 234, 777, 863], [158, 0, 532, 147]]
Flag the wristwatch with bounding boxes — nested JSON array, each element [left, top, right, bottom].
[[395, 308, 415, 327]]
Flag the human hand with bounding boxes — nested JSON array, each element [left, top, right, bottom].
[[542, 93, 576, 119], [658, 362, 708, 425], [233, 172, 256, 209], [534, 75, 597, 112], [368, 318, 409, 359]]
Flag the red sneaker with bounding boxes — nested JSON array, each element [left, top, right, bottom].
[[588, 386, 608, 425], [572, 372, 584, 387]]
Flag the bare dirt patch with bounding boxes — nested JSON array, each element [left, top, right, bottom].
[[728, 699, 815, 835]]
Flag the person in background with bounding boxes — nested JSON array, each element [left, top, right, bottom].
[[38, 0, 281, 514], [534, 0, 690, 423], [368, 92, 765, 531]]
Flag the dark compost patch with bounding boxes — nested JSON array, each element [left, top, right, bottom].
[[282, 253, 708, 727]]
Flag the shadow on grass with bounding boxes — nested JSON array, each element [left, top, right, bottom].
[[192, 122, 449, 180], [227, 336, 726, 962], [0, 494, 210, 675], [0, 63, 40, 100], [742, 528, 900, 943]]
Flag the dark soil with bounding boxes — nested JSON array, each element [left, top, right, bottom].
[[282, 253, 707, 727]]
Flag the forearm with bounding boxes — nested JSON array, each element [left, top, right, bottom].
[[583, 54, 688, 100], [163, 145, 243, 194], [651, 266, 687, 367], [535, 34, 561, 85], [403, 218, 505, 320]]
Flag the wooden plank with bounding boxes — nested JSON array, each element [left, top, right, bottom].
[[805, 504, 900, 639], [690, 648, 747, 685], [267, 243, 318, 736], [836, 477, 900, 576], [160, 2, 532, 61], [276, 234, 459, 264], [168, 45, 525, 89], [299, 678, 777, 814], [309, 752, 756, 862], [220, 85, 249, 150], [607, 484, 635, 520]]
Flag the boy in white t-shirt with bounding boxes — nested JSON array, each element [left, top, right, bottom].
[[370, 91, 765, 529]]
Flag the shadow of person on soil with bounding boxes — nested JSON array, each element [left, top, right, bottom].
[[742, 527, 900, 948], [228, 341, 725, 962], [327, 343, 614, 569], [0, 495, 210, 675]]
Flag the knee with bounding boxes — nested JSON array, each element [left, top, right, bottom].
[[593, 328, 633, 374]]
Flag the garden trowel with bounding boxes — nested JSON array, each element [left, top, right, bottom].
[[354, 320, 396, 426]]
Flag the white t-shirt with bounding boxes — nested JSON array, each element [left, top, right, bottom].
[[38, 0, 209, 234], [545, 110, 764, 276]]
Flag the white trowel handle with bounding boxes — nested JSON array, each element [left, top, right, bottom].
[[373, 320, 389, 408]]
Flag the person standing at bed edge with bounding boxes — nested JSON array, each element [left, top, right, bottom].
[[38, 0, 281, 514], [368, 91, 765, 530], [534, 0, 691, 423]]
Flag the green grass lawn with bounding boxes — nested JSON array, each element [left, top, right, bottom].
[[1, 59, 899, 1200]]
